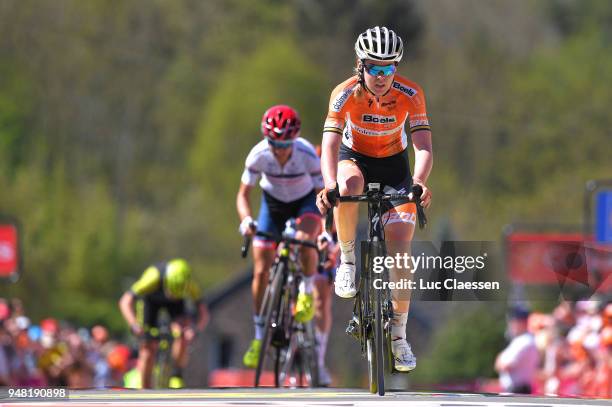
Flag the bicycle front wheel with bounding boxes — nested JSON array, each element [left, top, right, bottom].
[[274, 285, 293, 387], [153, 338, 172, 389], [362, 286, 378, 394], [365, 292, 386, 395], [255, 262, 285, 387], [365, 240, 386, 395], [374, 286, 385, 396]]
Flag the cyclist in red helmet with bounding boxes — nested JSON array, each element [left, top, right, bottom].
[[237, 105, 323, 368]]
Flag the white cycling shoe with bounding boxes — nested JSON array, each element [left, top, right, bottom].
[[334, 262, 357, 298], [392, 339, 417, 372]]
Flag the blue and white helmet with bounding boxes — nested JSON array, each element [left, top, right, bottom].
[[355, 26, 403, 63]]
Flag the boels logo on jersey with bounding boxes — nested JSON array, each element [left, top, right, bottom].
[[392, 82, 417, 97], [362, 114, 397, 124]]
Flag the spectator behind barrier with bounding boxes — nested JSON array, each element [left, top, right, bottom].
[[495, 306, 540, 394]]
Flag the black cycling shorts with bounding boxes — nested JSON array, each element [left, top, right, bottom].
[[259, 189, 319, 236], [339, 144, 416, 221], [137, 298, 186, 339]]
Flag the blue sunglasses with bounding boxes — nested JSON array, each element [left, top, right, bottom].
[[365, 63, 396, 77], [267, 138, 294, 149]]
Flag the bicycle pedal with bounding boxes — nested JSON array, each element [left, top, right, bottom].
[[345, 318, 360, 340]]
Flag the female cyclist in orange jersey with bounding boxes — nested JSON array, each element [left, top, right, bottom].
[[316, 26, 433, 372]]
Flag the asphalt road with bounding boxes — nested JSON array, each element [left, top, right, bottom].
[[2, 388, 611, 406]]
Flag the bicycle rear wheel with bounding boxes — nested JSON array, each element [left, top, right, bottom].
[[374, 286, 385, 396], [366, 336, 377, 394], [287, 334, 319, 388], [292, 323, 319, 388], [255, 262, 285, 387], [278, 332, 296, 387], [302, 322, 320, 387], [382, 276, 395, 375]]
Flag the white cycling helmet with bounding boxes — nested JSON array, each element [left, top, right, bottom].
[[355, 26, 403, 63]]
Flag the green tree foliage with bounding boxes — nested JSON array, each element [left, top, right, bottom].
[[548, 0, 612, 37], [295, 0, 425, 72], [0, 64, 34, 175], [190, 37, 328, 266], [485, 27, 612, 223], [411, 304, 506, 385]]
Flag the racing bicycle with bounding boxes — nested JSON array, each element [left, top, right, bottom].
[[325, 183, 426, 396], [242, 226, 320, 388]]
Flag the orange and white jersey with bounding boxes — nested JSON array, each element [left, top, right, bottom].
[[323, 75, 430, 158]]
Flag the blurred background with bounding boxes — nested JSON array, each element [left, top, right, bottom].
[[0, 0, 611, 394]]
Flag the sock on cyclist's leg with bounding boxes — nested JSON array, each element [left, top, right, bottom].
[[391, 312, 408, 342], [339, 239, 356, 265], [315, 329, 329, 368], [299, 276, 313, 294], [254, 315, 264, 340]]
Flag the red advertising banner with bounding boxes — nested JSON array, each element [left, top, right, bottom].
[[506, 232, 612, 292], [0, 224, 19, 279]]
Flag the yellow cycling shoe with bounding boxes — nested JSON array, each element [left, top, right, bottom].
[[295, 293, 314, 323], [169, 376, 184, 389], [123, 368, 142, 389], [243, 339, 262, 368]]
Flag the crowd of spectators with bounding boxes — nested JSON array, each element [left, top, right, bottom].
[[0, 297, 135, 388], [2, 294, 610, 395], [495, 299, 612, 398]]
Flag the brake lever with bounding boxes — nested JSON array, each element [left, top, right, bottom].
[[411, 184, 427, 230]]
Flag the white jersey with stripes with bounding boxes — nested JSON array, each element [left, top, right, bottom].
[[241, 137, 324, 203]]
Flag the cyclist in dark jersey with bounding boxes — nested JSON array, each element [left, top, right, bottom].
[[119, 259, 208, 388]]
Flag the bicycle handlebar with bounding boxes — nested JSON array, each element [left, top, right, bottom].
[[241, 230, 319, 258], [325, 184, 427, 233]]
